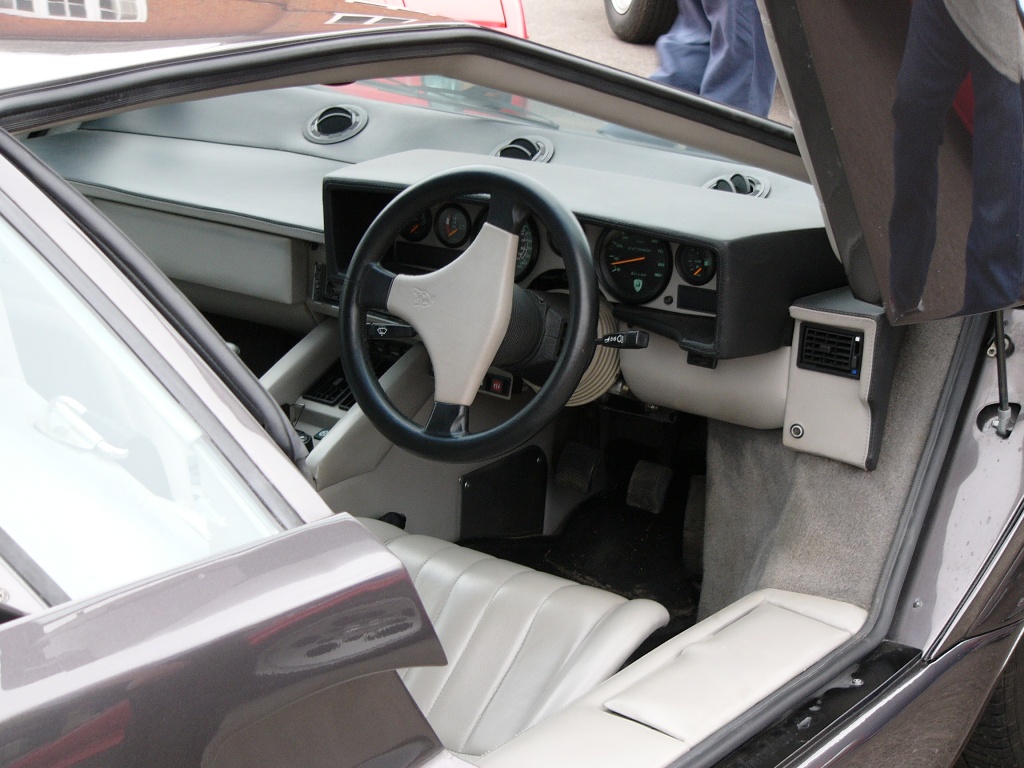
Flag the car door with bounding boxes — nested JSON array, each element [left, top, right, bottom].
[[0, 131, 456, 768]]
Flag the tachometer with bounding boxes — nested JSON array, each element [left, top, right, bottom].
[[598, 229, 672, 304]]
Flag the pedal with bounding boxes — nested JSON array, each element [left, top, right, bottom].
[[626, 460, 672, 515], [555, 442, 602, 494]]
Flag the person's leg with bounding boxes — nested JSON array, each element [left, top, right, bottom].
[[888, 0, 969, 315], [650, 0, 711, 94], [698, 0, 776, 116], [959, 55, 1024, 315]]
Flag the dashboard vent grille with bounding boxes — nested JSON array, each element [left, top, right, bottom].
[[304, 105, 368, 144], [703, 173, 770, 198], [798, 324, 863, 379], [493, 136, 554, 163]]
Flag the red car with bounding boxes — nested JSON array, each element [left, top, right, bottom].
[[354, 0, 528, 37], [407, 0, 527, 37], [331, 0, 528, 106]]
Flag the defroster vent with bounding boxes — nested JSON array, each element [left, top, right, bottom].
[[798, 324, 863, 379], [492, 136, 554, 163]]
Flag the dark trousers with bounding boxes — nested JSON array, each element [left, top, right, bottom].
[[889, 0, 1024, 316], [651, 0, 776, 118]]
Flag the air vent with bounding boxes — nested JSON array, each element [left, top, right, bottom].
[[304, 105, 368, 144], [703, 173, 770, 198], [493, 136, 554, 163], [304, 355, 398, 409], [798, 324, 863, 379], [305, 363, 356, 408]]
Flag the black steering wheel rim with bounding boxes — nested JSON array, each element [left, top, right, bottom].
[[339, 165, 597, 463]]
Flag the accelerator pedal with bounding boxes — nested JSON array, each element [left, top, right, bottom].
[[626, 460, 673, 515]]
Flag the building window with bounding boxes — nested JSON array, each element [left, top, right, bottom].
[[48, 0, 87, 18], [0, 0, 35, 12], [99, 0, 138, 20], [1, 0, 145, 20]]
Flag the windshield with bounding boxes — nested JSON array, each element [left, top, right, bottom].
[[0, 215, 280, 606], [334, 76, 698, 154]]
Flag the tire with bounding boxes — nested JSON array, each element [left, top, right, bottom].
[[958, 650, 1024, 767], [603, 0, 676, 44]]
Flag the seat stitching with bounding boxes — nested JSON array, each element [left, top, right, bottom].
[[420, 567, 527, 717], [397, 540, 464, 583], [472, 593, 623, 757], [455, 582, 579, 753], [502, 598, 622, 746], [424, 553, 506, 629]]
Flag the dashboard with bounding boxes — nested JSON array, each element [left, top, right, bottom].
[[22, 81, 848, 429], [323, 148, 845, 362]]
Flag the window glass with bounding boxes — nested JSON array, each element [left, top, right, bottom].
[[0, 216, 279, 603]]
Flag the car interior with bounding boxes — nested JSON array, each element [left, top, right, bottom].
[[14, 51, 971, 767]]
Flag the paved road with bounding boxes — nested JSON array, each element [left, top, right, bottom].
[[520, 0, 658, 78], [519, 0, 791, 124]]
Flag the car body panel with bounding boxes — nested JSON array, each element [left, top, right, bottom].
[[0, 514, 446, 768], [892, 309, 1024, 656]]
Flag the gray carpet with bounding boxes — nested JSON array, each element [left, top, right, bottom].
[[699, 317, 964, 619]]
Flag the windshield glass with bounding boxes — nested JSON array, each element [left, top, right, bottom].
[[0, 215, 280, 605], [334, 76, 698, 154]]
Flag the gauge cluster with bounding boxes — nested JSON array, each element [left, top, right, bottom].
[[389, 200, 541, 282], [323, 183, 719, 315], [594, 229, 718, 308], [387, 204, 720, 313]]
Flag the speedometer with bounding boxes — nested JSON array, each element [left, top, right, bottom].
[[597, 229, 672, 304]]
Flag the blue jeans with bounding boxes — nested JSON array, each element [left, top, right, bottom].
[[889, 0, 1024, 316], [650, 0, 776, 118]]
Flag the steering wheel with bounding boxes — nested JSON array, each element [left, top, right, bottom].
[[338, 166, 598, 463]]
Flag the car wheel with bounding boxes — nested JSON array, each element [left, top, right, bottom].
[[603, 0, 676, 44], [958, 649, 1024, 767]]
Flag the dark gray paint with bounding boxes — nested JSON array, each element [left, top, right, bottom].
[[0, 515, 446, 767], [792, 625, 1021, 768]]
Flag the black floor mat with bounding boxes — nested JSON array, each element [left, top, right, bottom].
[[462, 489, 699, 659], [460, 407, 704, 659]]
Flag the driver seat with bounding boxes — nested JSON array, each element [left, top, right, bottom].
[[358, 518, 669, 758]]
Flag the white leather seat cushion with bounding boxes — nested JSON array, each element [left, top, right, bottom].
[[474, 588, 867, 768], [358, 518, 670, 757]]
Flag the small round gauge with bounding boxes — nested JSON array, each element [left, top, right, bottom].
[[435, 204, 472, 248], [598, 229, 672, 304], [399, 209, 431, 242], [516, 219, 539, 279], [677, 244, 717, 286]]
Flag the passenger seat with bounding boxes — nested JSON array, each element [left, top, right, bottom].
[[358, 518, 670, 758]]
